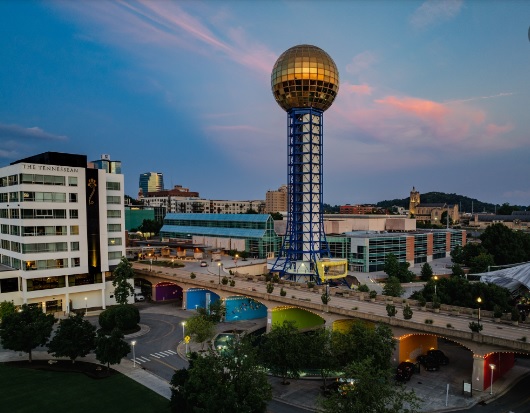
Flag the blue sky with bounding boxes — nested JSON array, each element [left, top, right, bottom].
[[1, 0, 529, 208]]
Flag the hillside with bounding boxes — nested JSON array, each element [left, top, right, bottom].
[[376, 192, 500, 213]]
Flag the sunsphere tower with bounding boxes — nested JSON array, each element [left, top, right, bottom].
[[270, 45, 347, 283]]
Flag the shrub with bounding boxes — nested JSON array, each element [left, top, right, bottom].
[[229, 280, 235, 287], [221, 276, 229, 285], [511, 308, 521, 322], [403, 305, 413, 320], [417, 295, 426, 307], [386, 304, 397, 317], [468, 321, 483, 333], [272, 274, 280, 283], [369, 290, 377, 299], [424, 319, 433, 325], [98, 305, 140, 332], [446, 323, 453, 328], [266, 283, 274, 294], [432, 296, 441, 309], [358, 284, 370, 293], [493, 305, 503, 319], [307, 281, 315, 289], [280, 288, 286, 297], [190, 273, 196, 279]]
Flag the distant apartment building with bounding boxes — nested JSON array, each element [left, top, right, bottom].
[[0, 152, 125, 313], [265, 185, 287, 213], [142, 195, 264, 215], [138, 172, 164, 197]]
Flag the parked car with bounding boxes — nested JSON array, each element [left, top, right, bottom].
[[427, 349, 449, 365], [134, 293, 145, 302], [417, 354, 440, 371], [200, 261, 208, 267], [395, 361, 415, 382]]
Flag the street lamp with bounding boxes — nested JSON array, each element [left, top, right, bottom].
[[489, 363, 495, 394], [149, 258, 153, 272], [433, 275, 438, 296], [181, 321, 186, 337], [235, 254, 239, 267], [131, 340, 136, 368], [218, 262, 222, 284], [84, 297, 88, 316], [477, 297, 482, 328]]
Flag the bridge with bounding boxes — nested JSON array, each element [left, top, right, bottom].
[[132, 262, 530, 391]]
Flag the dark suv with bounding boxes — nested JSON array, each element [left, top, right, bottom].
[[427, 349, 449, 365], [417, 354, 440, 371], [395, 361, 415, 382]]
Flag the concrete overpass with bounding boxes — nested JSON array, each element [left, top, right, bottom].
[[133, 263, 530, 391]]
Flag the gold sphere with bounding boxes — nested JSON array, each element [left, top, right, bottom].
[[271, 44, 339, 112]]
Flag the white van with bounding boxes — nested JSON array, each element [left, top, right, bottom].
[[134, 287, 145, 302]]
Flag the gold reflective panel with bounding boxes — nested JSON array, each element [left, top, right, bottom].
[[271, 44, 339, 112]]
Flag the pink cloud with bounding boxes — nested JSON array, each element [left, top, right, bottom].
[[346, 83, 373, 95], [345, 51, 377, 75]]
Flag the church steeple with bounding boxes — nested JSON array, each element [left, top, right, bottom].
[[409, 186, 420, 217]]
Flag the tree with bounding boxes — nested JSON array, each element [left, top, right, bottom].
[[197, 299, 226, 323], [259, 320, 304, 384], [48, 313, 96, 363], [270, 212, 283, 220], [95, 328, 130, 373], [386, 304, 397, 317], [98, 304, 140, 332], [469, 252, 495, 274], [382, 276, 404, 297], [319, 357, 420, 413], [450, 245, 464, 265], [345, 322, 396, 372], [420, 262, 433, 282], [480, 223, 530, 266], [112, 257, 135, 305], [305, 328, 340, 389], [383, 253, 414, 283], [450, 263, 465, 278], [497, 202, 520, 215], [173, 338, 272, 413], [0, 300, 15, 321], [0, 304, 55, 362], [138, 219, 162, 235], [403, 305, 413, 320], [441, 210, 452, 226], [185, 314, 215, 350]]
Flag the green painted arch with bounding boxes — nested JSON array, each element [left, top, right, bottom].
[[271, 306, 325, 330]]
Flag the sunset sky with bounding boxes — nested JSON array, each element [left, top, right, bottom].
[[1, 1, 529, 208]]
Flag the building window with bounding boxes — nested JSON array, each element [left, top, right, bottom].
[[106, 182, 121, 191], [10, 225, 20, 236], [1, 224, 8, 234], [69, 209, 79, 219], [70, 225, 79, 235], [71, 241, 79, 251], [8, 175, 18, 186], [107, 224, 121, 232], [22, 242, 68, 253], [0, 209, 7, 218], [108, 237, 122, 246], [69, 193, 78, 203], [107, 196, 121, 204], [108, 251, 122, 260], [20, 174, 65, 185], [107, 210, 121, 218], [22, 192, 66, 202], [10, 209, 19, 219], [68, 176, 78, 186], [71, 257, 80, 267], [0, 193, 6, 202]]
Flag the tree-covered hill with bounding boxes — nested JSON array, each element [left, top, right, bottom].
[[376, 192, 526, 214]]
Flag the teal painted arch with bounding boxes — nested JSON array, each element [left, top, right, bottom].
[[186, 288, 220, 311], [225, 295, 267, 322], [271, 306, 325, 330]]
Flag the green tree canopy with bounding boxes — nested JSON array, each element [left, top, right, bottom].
[[0, 304, 55, 362], [305, 328, 340, 388], [420, 262, 434, 282], [171, 338, 271, 413], [383, 253, 414, 283], [185, 314, 216, 350], [196, 299, 226, 323], [480, 223, 530, 266], [319, 357, 420, 413], [48, 313, 96, 363], [259, 320, 305, 384], [0, 300, 16, 321], [382, 276, 404, 297], [138, 219, 162, 235], [112, 257, 135, 305], [95, 328, 130, 373]]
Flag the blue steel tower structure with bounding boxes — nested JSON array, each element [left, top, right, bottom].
[[270, 45, 340, 283]]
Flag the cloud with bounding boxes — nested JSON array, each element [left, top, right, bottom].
[[444, 92, 516, 104], [0, 123, 67, 142], [345, 83, 373, 95], [345, 51, 377, 75], [54, 1, 277, 76], [410, 0, 463, 29], [501, 190, 530, 203]]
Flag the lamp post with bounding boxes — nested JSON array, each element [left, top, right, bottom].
[[131, 340, 136, 368], [181, 321, 186, 337], [235, 254, 239, 267], [218, 262, 221, 284], [477, 297, 482, 328], [433, 275, 438, 296], [489, 363, 495, 394], [84, 297, 88, 316], [149, 258, 153, 272]]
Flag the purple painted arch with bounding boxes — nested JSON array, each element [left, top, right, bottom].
[[153, 282, 183, 302]]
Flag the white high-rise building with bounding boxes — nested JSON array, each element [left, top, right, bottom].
[[0, 152, 125, 314]]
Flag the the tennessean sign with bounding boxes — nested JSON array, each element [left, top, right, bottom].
[[21, 163, 80, 173]]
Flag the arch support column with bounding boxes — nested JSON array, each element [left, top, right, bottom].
[[472, 355, 485, 391]]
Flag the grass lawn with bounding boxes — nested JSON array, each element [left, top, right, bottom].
[[0, 362, 171, 413]]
